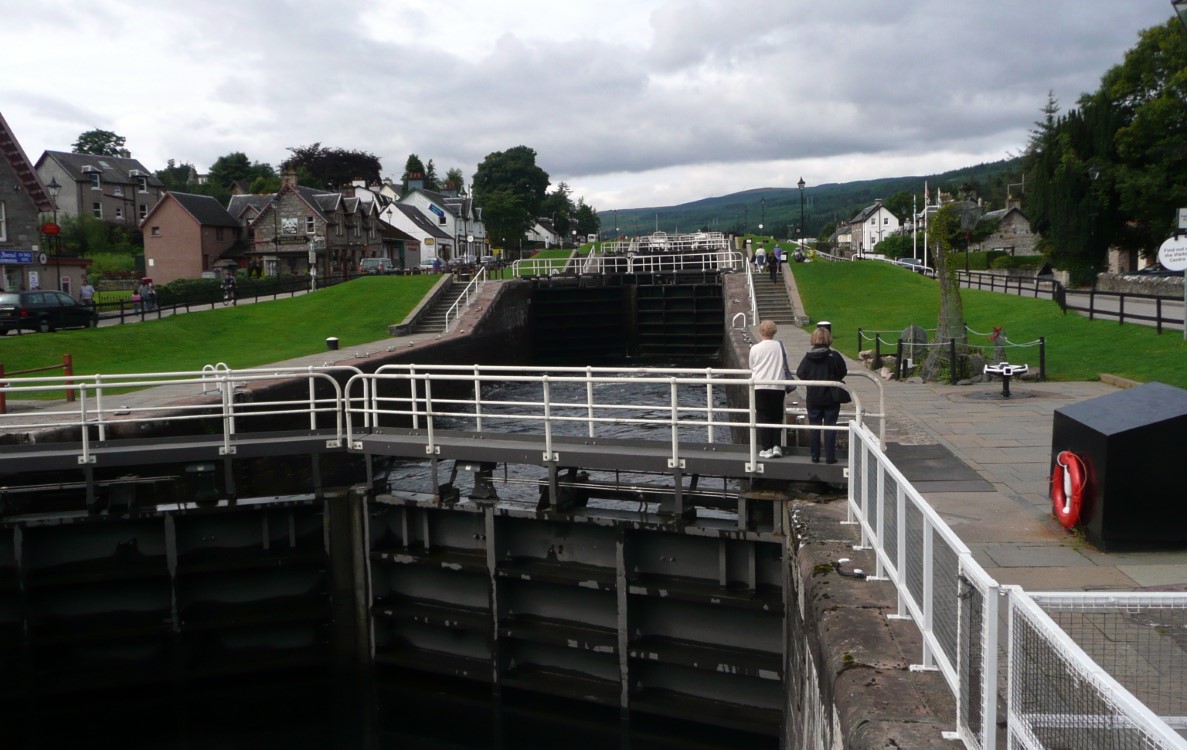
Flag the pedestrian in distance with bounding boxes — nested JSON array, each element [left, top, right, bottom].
[[755, 245, 766, 269], [222, 274, 237, 306], [795, 325, 849, 464], [79, 278, 95, 306], [768, 246, 780, 283], [748, 319, 796, 459]]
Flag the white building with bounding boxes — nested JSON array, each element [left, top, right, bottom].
[[848, 199, 901, 256]]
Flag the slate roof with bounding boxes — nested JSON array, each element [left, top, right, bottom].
[[393, 203, 452, 239], [226, 194, 274, 221], [38, 150, 164, 188], [166, 192, 240, 228]]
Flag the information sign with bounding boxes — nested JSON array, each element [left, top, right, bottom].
[[1158, 235, 1187, 272]]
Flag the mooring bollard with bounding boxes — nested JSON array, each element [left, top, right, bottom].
[[326, 337, 339, 351]]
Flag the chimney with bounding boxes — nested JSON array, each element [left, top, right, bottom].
[[282, 170, 298, 189], [407, 172, 424, 191]]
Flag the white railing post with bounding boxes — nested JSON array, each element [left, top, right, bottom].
[[586, 367, 595, 438], [473, 364, 483, 433], [667, 377, 683, 469]]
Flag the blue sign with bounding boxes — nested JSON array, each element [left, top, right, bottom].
[[428, 204, 445, 219], [0, 251, 33, 263]]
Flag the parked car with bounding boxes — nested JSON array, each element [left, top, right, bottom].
[[894, 257, 930, 274], [449, 255, 477, 269], [419, 257, 441, 272], [480, 255, 501, 269], [0, 290, 99, 334], [359, 257, 394, 274]]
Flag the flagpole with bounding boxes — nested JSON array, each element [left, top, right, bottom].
[[923, 181, 929, 269], [912, 194, 917, 259]]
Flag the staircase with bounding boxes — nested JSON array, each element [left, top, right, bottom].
[[411, 280, 470, 334], [751, 276, 798, 325]]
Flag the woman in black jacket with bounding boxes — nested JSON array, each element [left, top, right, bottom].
[[795, 326, 848, 463]]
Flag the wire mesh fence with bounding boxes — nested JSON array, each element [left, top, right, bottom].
[[848, 422, 1186, 749]]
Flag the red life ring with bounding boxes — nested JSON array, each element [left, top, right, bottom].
[[1051, 450, 1087, 529]]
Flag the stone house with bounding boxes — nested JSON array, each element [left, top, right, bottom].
[[141, 192, 243, 284], [973, 207, 1038, 256], [0, 111, 66, 293], [233, 171, 400, 279], [847, 199, 900, 256], [34, 150, 165, 229]]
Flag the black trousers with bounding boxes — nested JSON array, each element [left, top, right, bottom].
[[755, 388, 785, 450]]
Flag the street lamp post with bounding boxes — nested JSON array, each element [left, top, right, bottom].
[[46, 177, 62, 291], [759, 198, 765, 235], [797, 177, 806, 253]]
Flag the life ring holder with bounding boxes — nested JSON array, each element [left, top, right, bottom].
[[1051, 450, 1087, 529]]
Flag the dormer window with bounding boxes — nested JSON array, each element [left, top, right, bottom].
[[89, 172, 101, 189], [137, 176, 148, 193], [305, 216, 315, 234]]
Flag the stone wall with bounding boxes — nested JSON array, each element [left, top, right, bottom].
[[1094, 272, 1184, 298]]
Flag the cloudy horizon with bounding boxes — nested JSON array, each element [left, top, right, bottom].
[[1, 1, 1174, 211]]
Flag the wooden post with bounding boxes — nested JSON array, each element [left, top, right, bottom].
[[64, 354, 75, 403]]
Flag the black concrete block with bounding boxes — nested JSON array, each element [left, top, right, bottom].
[[1051, 382, 1187, 548]]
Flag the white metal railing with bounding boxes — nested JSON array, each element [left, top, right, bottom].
[[346, 364, 869, 473], [443, 266, 488, 331], [847, 421, 1187, 749], [514, 249, 744, 277], [0, 366, 358, 462], [745, 255, 758, 325]]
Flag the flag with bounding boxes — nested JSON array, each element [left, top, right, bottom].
[[924, 181, 930, 206]]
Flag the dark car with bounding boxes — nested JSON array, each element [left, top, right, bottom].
[[0, 290, 98, 334]]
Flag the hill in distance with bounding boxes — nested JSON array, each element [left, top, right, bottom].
[[610, 156, 1024, 239]]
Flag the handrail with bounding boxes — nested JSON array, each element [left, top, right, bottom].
[[0, 366, 357, 462], [745, 254, 758, 325], [443, 266, 488, 332], [346, 364, 865, 474]]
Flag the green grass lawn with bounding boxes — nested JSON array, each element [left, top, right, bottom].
[[0, 275, 439, 376], [790, 261, 1187, 388]]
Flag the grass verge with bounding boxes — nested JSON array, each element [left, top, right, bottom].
[[0, 275, 440, 376], [790, 261, 1187, 388]]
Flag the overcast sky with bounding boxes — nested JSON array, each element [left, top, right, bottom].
[[0, 1, 1175, 211]]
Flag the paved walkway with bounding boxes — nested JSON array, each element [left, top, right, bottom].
[[777, 269, 1187, 592]]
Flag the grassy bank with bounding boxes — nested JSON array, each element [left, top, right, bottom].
[[0, 275, 440, 376], [790, 262, 1187, 388]]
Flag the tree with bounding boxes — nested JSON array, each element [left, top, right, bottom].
[[72, 129, 130, 157], [445, 168, 466, 193], [540, 182, 574, 234], [481, 189, 534, 258], [424, 159, 440, 191], [155, 159, 195, 192], [882, 191, 914, 225], [402, 154, 426, 192], [282, 143, 381, 190], [574, 199, 601, 238], [472, 146, 550, 222], [874, 233, 914, 259], [919, 201, 970, 381]]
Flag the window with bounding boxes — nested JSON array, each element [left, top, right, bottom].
[[115, 206, 124, 219], [0, 201, 6, 241], [137, 176, 148, 193], [113, 186, 123, 197], [89, 172, 101, 189], [438, 214, 447, 226], [216, 227, 224, 241], [305, 216, 315, 234], [336, 220, 343, 237], [139, 204, 147, 219], [92, 202, 103, 219]]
